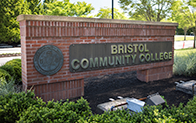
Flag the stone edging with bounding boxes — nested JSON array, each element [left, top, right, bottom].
[[0, 53, 21, 58], [17, 14, 178, 26]]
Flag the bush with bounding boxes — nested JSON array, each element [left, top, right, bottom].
[[0, 91, 39, 123], [6, 59, 21, 67], [78, 104, 195, 123], [19, 98, 92, 123], [0, 68, 11, 81], [5, 59, 21, 83], [184, 96, 196, 116], [0, 64, 15, 79], [1, 90, 196, 122], [173, 51, 196, 76]]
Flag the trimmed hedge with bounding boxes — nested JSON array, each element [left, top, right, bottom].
[[0, 91, 92, 123], [78, 103, 195, 123], [19, 98, 92, 123], [4, 59, 21, 83], [0, 68, 11, 82], [0, 90, 196, 123], [0, 91, 39, 123], [0, 65, 15, 79]]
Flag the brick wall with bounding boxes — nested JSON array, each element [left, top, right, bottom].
[[17, 15, 177, 101]]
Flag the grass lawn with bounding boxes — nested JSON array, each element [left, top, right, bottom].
[[174, 48, 196, 56], [175, 36, 194, 41]]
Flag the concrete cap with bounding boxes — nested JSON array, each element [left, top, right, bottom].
[[17, 14, 178, 26]]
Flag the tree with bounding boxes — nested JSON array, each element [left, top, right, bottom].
[[44, 0, 94, 17], [72, 1, 95, 17], [43, 0, 54, 11], [26, 0, 44, 15], [171, 0, 192, 40], [175, 14, 191, 41], [187, 0, 196, 48], [95, 7, 128, 20], [118, 0, 175, 22], [0, 0, 31, 44], [171, 0, 196, 47]]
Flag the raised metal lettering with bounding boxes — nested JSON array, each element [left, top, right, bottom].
[[71, 59, 80, 70]]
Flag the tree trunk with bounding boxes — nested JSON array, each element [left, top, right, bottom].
[[194, 31, 196, 48], [194, 21, 196, 48], [184, 29, 187, 41]]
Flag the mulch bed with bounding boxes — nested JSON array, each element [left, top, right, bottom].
[[79, 71, 195, 114]]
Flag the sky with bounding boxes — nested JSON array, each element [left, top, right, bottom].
[[69, 0, 123, 16]]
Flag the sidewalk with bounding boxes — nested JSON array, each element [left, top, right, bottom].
[[0, 47, 21, 54], [0, 47, 21, 66]]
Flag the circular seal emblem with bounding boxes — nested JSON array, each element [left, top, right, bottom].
[[34, 45, 64, 76]]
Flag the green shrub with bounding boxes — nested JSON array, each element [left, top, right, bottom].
[[5, 59, 21, 83], [6, 59, 21, 67], [1, 90, 196, 123], [0, 90, 39, 123], [19, 97, 92, 123], [0, 68, 11, 81], [173, 51, 196, 76], [78, 104, 196, 123], [185, 96, 196, 116], [0, 64, 15, 79]]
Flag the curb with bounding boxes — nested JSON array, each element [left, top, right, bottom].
[[0, 53, 21, 58]]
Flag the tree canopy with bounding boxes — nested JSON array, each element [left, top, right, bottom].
[[26, 0, 44, 15], [0, 0, 95, 44], [0, 0, 31, 44], [95, 7, 128, 20], [171, 0, 196, 46], [44, 0, 94, 17], [118, 0, 174, 22]]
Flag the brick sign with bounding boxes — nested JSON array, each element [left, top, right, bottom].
[[17, 15, 177, 101]]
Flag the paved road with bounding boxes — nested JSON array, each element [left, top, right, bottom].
[[0, 47, 21, 54], [0, 48, 21, 66]]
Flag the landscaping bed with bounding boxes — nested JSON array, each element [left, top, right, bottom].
[[0, 53, 21, 57], [1, 59, 196, 122], [82, 71, 195, 114]]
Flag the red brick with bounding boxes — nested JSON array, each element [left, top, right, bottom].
[[37, 40, 47, 43], [85, 40, 91, 42], [80, 37, 87, 39], [32, 44, 41, 47], [19, 17, 176, 101]]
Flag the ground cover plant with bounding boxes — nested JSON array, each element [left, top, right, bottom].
[[174, 48, 196, 76], [0, 78, 19, 96]]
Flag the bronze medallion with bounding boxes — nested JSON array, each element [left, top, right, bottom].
[[34, 45, 64, 76]]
